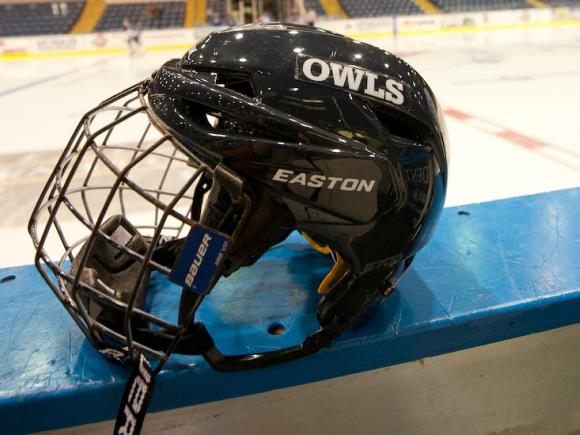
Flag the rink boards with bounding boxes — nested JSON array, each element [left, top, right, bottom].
[[0, 187, 579, 433]]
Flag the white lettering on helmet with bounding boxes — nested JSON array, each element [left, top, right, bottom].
[[385, 79, 404, 105], [302, 57, 330, 82], [330, 62, 365, 90], [297, 55, 405, 106], [364, 71, 385, 100], [272, 169, 376, 193], [272, 168, 293, 182], [306, 174, 325, 188]]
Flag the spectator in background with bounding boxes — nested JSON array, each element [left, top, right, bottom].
[[226, 12, 237, 27], [51, 2, 68, 15], [123, 18, 142, 57], [206, 7, 221, 26], [287, 3, 302, 23], [306, 8, 317, 27], [258, 9, 275, 23], [146, 5, 163, 18]]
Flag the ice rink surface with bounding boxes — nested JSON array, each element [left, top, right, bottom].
[[1, 24, 579, 267]]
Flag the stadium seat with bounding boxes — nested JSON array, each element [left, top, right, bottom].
[[94, 2, 185, 32], [544, 0, 580, 6], [340, 0, 423, 18], [0, 1, 85, 37], [430, 0, 532, 13]]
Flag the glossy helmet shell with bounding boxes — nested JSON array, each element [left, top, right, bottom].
[[148, 23, 448, 328]]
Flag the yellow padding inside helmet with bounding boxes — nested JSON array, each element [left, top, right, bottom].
[[301, 232, 331, 255], [301, 232, 348, 294], [317, 253, 347, 294]]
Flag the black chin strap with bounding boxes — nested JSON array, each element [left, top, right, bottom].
[[200, 314, 350, 371], [110, 252, 392, 435], [196, 268, 395, 371], [114, 353, 155, 435], [112, 286, 211, 435], [106, 164, 395, 431], [128, 248, 393, 372]]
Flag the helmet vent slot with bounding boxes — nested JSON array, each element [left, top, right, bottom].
[[215, 71, 255, 99], [374, 105, 429, 142], [176, 98, 281, 141], [206, 113, 220, 128]]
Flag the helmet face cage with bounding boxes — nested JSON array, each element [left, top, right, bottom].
[[29, 82, 251, 367]]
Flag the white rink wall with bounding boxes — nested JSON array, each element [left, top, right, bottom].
[[2, 7, 580, 57], [0, 27, 203, 56], [320, 7, 555, 35]]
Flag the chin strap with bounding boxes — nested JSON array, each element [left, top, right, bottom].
[[75, 191, 393, 432], [111, 221, 225, 435], [200, 313, 350, 372], [112, 308, 215, 435], [79, 216, 391, 370], [114, 353, 155, 435], [110, 245, 393, 435], [108, 314, 349, 412]]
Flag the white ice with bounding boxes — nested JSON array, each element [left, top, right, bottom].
[[1, 24, 579, 267]]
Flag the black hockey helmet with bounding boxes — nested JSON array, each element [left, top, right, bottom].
[[29, 23, 448, 371]]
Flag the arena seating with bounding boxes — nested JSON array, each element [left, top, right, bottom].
[[431, 0, 531, 12], [545, 0, 580, 6], [1, 0, 575, 41], [340, 0, 422, 17], [94, 1, 184, 31], [0, 1, 85, 36], [304, 0, 327, 16]]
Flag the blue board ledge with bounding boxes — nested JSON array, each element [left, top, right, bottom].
[[1, 188, 580, 433]]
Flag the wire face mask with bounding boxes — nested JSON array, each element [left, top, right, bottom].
[[29, 23, 448, 435], [28, 83, 256, 368]]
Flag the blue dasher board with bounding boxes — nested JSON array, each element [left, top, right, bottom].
[[0, 188, 579, 433]]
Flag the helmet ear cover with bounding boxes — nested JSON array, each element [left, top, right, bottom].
[[220, 187, 293, 276], [298, 228, 404, 329]]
